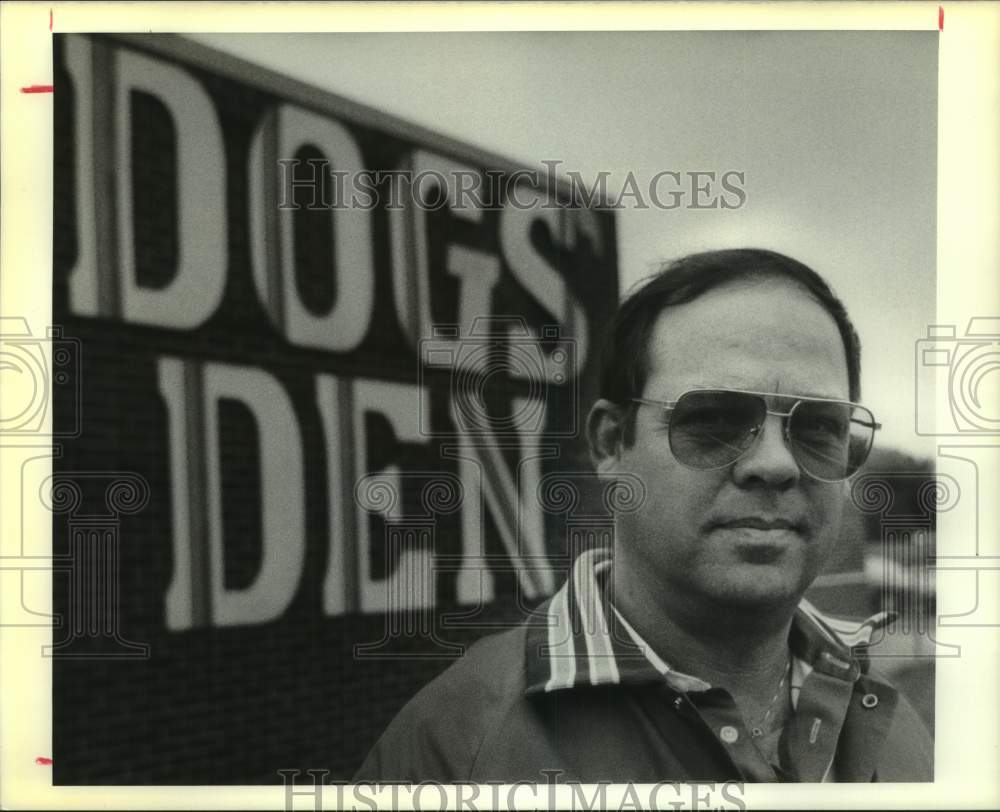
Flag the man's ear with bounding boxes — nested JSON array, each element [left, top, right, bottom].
[[586, 399, 626, 478]]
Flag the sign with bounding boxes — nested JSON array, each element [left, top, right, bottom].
[[52, 33, 618, 781]]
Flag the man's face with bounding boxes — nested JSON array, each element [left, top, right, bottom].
[[604, 277, 851, 611]]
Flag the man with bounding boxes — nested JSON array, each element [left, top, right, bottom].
[[354, 248, 933, 783]]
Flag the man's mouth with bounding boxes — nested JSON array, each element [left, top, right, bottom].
[[711, 517, 805, 563], [714, 517, 802, 532]]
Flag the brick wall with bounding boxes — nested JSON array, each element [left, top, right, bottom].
[[52, 34, 618, 784]]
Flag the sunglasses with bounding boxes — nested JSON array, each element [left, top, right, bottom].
[[631, 388, 881, 482]]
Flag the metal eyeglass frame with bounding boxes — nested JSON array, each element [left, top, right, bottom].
[[630, 387, 882, 481]]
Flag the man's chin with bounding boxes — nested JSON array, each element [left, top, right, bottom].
[[706, 568, 811, 608]]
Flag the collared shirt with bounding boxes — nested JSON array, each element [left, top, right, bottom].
[[355, 548, 931, 784], [523, 547, 894, 783]]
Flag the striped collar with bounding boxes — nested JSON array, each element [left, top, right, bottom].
[[523, 547, 894, 696]]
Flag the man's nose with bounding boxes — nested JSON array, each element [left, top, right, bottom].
[[731, 413, 801, 487]]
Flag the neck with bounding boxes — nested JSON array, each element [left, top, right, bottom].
[[610, 565, 796, 698]]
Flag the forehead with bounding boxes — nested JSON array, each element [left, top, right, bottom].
[[644, 277, 851, 399]]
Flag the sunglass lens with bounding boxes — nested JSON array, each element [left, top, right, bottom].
[[788, 402, 875, 481], [669, 391, 765, 469]]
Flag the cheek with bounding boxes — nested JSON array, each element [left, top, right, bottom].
[[630, 456, 699, 508], [627, 467, 720, 540], [619, 444, 729, 537], [807, 486, 847, 544]]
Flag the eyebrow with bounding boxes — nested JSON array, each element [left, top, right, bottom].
[[688, 384, 848, 401], [787, 390, 843, 400]]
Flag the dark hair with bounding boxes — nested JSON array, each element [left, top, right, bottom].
[[598, 248, 862, 447]]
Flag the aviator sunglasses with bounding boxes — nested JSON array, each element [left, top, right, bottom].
[[631, 388, 881, 483]]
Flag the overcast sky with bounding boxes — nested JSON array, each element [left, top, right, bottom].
[[186, 31, 938, 458]]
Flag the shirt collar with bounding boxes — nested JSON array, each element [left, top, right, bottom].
[[523, 547, 894, 696]]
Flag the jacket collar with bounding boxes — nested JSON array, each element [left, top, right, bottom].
[[524, 547, 894, 696]]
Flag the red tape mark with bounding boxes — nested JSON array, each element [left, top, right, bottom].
[[21, 85, 54, 94], [35, 757, 53, 766], [938, 6, 944, 31], [50, 8, 53, 31]]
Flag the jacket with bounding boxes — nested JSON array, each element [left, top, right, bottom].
[[354, 549, 933, 783]]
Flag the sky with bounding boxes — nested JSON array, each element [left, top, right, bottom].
[[186, 30, 938, 458]]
